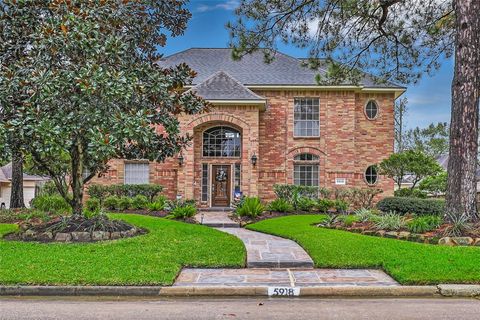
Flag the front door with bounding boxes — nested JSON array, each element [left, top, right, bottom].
[[211, 165, 231, 207]]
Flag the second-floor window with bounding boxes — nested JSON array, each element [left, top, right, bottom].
[[294, 98, 320, 137]]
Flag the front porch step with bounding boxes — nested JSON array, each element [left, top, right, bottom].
[[198, 207, 233, 212], [194, 211, 240, 228]]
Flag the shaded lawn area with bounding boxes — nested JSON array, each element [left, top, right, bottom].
[[247, 215, 480, 285], [0, 214, 245, 286]]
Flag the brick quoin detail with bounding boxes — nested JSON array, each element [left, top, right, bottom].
[[91, 91, 395, 206]]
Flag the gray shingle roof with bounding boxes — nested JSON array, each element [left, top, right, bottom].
[[187, 71, 265, 101], [0, 162, 48, 182], [157, 48, 404, 88]]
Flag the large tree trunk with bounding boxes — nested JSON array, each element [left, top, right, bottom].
[[70, 141, 84, 216], [10, 148, 25, 209], [446, 0, 480, 221]]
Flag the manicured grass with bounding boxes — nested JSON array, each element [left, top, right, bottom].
[[248, 215, 480, 285], [0, 214, 245, 285]]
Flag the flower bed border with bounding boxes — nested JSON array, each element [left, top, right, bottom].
[[330, 225, 480, 247]]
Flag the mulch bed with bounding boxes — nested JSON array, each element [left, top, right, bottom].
[[231, 210, 323, 225]]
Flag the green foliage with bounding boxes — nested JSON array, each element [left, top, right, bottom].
[[394, 188, 427, 198], [354, 208, 378, 222], [235, 197, 265, 218], [377, 197, 445, 216], [87, 184, 164, 202], [379, 150, 443, 189], [103, 196, 120, 211], [297, 197, 317, 212], [31, 195, 71, 214], [0, 2, 206, 215], [169, 205, 197, 219], [338, 215, 359, 227], [419, 171, 448, 196], [316, 199, 335, 213], [374, 212, 406, 231], [117, 197, 133, 211], [347, 188, 383, 209], [147, 195, 167, 212], [267, 198, 293, 213], [273, 184, 321, 201], [85, 198, 101, 213], [131, 195, 149, 210], [333, 199, 349, 214], [444, 212, 471, 237], [407, 215, 443, 233], [404, 122, 450, 158], [38, 181, 61, 196]]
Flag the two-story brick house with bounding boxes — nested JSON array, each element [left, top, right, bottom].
[[91, 48, 405, 208]]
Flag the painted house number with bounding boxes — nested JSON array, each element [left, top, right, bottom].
[[268, 287, 300, 297]]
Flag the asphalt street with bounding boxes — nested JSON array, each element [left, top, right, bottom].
[[1, 297, 480, 320]]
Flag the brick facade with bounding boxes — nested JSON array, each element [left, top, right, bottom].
[[91, 89, 395, 206]]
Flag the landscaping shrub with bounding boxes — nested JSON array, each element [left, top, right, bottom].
[[376, 197, 445, 216], [394, 188, 427, 198], [348, 188, 383, 209], [267, 198, 293, 213], [85, 197, 101, 213], [354, 208, 378, 222], [297, 197, 317, 212], [86, 184, 164, 202], [338, 215, 359, 227], [38, 181, 61, 196], [407, 215, 443, 233], [117, 196, 133, 211], [236, 197, 265, 218], [31, 195, 71, 214], [131, 195, 149, 210], [374, 212, 406, 231], [147, 201, 165, 211], [169, 205, 197, 219], [333, 199, 349, 214], [103, 196, 119, 211], [316, 199, 335, 213], [273, 184, 321, 201]]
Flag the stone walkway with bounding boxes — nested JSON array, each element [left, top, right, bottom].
[[195, 211, 240, 228], [174, 268, 398, 287], [218, 228, 314, 268], [184, 210, 398, 288]]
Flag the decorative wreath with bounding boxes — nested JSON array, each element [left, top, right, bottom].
[[215, 169, 227, 182]]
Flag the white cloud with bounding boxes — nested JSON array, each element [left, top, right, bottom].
[[197, 0, 239, 12]]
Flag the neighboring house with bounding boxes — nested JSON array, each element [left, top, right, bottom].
[[0, 163, 48, 209], [90, 48, 405, 208]]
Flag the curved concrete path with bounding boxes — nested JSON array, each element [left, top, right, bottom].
[[218, 228, 314, 268]]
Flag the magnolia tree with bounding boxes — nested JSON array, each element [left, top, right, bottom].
[[229, 0, 480, 221], [0, 1, 207, 216]]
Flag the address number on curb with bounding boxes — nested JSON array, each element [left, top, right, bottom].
[[268, 287, 300, 297]]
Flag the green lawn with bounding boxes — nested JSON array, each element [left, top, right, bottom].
[[248, 215, 480, 285], [0, 214, 245, 285]]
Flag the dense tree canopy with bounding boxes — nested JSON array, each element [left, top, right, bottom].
[[0, 0, 207, 215]]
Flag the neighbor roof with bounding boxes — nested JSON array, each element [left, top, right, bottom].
[[0, 163, 48, 182], [187, 71, 266, 102], [157, 48, 404, 89]]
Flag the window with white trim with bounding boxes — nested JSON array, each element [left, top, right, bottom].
[[293, 153, 319, 186], [124, 162, 149, 184], [365, 100, 379, 119], [365, 165, 378, 185], [201, 163, 209, 202], [294, 98, 320, 137]]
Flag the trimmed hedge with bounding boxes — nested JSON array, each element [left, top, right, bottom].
[[87, 184, 163, 202], [376, 197, 445, 216]]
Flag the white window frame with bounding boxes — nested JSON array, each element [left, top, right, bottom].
[[124, 162, 150, 185], [294, 98, 320, 137]]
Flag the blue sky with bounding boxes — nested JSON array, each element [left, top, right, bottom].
[[164, 0, 452, 129]]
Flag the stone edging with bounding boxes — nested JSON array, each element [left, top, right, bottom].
[[1, 284, 480, 298], [332, 226, 480, 246]]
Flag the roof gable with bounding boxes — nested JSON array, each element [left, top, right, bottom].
[[187, 70, 265, 101]]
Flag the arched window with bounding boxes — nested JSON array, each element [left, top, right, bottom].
[[365, 100, 379, 120], [203, 126, 241, 157], [365, 165, 379, 185], [294, 153, 319, 186]]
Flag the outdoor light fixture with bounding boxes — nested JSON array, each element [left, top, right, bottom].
[[251, 153, 258, 166], [177, 154, 184, 166]]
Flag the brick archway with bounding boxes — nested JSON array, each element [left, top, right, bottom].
[[286, 147, 326, 187]]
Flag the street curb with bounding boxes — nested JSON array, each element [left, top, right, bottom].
[[0, 285, 453, 297]]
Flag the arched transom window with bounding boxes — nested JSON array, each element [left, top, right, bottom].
[[203, 126, 241, 157], [294, 153, 319, 186]]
